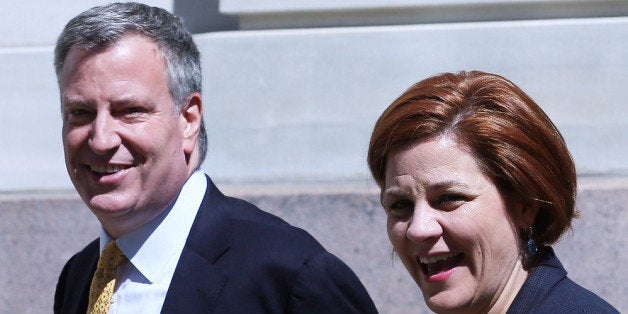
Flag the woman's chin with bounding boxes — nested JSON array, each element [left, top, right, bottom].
[[417, 264, 476, 314], [424, 293, 470, 314]]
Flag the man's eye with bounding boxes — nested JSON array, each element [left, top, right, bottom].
[[122, 107, 144, 115], [65, 108, 93, 122], [70, 109, 90, 116], [114, 107, 149, 120]]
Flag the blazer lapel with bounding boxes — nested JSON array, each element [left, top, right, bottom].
[[161, 249, 228, 313], [161, 175, 233, 313]]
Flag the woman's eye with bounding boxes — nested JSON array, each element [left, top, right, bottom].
[[441, 194, 464, 202], [386, 200, 413, 218], [434, 193, 468, 210]]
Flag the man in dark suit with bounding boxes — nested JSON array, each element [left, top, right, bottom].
[[53, 3, 377, 313]]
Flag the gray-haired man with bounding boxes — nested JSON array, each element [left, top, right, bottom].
[[53, 3, 376, 313]]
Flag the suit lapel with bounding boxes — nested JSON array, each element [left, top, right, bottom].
[[161, 175, 233, 313], [161, 249, 228, 313]]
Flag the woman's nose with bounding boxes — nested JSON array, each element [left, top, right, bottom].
[[406, 204, 443, 243]]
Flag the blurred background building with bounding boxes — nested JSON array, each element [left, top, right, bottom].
[[1, 1, 626, 312]]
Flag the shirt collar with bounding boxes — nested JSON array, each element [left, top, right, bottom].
[[99, 170, 207, 283]]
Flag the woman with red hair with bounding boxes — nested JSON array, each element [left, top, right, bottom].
[[368, 71, 617, 313]]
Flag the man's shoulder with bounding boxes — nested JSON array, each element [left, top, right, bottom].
[[58, 238, 100, 280], [222, 194, 326, 254], [196, 180, 347, 280], [202, 195, 377, 313], [66, 238, 100, 267], [201, 175, 309, 236], [201, 176, 321, 249]]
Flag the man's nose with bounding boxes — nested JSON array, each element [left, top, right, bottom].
[[406, 203, 443, 243], [88, 112, 121, 154]]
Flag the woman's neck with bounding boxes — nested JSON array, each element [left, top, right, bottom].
[[487, 259, 529, 313]]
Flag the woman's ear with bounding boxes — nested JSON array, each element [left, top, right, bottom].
[[513, 201, 540, 229], [180, 93, 202, 155]]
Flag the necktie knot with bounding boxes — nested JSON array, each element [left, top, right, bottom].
[[97, 241, 126, 270]]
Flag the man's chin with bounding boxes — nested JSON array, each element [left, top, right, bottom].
[[87, 195, 134, 217]]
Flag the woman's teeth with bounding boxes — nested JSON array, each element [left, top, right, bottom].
[[419, 252, 462, 275], [419, 252, 458, 264]]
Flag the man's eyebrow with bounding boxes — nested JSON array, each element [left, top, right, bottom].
[[62, 99, 93, 108], [62, 97, 150, 107], [109, 97, 152, 107]]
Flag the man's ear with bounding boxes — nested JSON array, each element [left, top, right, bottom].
[[180, 92, 202, 155]]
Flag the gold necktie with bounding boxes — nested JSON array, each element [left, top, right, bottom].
[[88, 241, 127, 314]]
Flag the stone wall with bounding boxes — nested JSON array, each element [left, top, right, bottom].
[[1, 178, 626, 312]]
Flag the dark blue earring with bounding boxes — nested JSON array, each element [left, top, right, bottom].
[[527, 226, 539, 255]]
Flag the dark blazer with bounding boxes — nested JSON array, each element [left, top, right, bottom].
[[54, 175, 377, 313], [508, 247, 618, 313]]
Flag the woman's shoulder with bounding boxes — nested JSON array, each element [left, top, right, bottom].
[[536, 275, 619, 313], [509, 248, 619, 313]]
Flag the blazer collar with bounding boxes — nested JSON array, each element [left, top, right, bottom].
[[162, 175, 232, 312], [508, 247, 567, 313]]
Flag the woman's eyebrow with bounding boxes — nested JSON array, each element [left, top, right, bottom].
[[381, 187, 408, 203], [429, 180, 471, 190]]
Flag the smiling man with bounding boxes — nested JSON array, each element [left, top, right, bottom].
[[53, 3, 376, 313]]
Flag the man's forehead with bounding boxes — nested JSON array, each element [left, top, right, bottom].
[[62, 34, 162, 71], [59, 35, 165, 85], [59, 35, 173, 112]]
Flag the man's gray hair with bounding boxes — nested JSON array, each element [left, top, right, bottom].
[[54, 2, 207, 165]]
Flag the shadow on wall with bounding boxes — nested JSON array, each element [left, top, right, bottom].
[[173, 0, 238, 33]]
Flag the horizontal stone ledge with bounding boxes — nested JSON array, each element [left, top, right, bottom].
[[221, 0, 628, 29], [3, 176, 627, 202]]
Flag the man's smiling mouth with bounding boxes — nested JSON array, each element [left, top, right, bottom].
[[87, 164, 131, 174]]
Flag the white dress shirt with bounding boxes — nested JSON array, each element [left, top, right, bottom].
[[99, 170, 207, 314]]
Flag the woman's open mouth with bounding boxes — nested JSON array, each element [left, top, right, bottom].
[[419, 252, 463, 277]]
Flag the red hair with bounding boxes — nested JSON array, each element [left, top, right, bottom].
[[367, 71, 577, 255]]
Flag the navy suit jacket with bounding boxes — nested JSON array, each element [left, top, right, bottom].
[[508, 248, 618, 313], [54, 175, 377, 313]]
